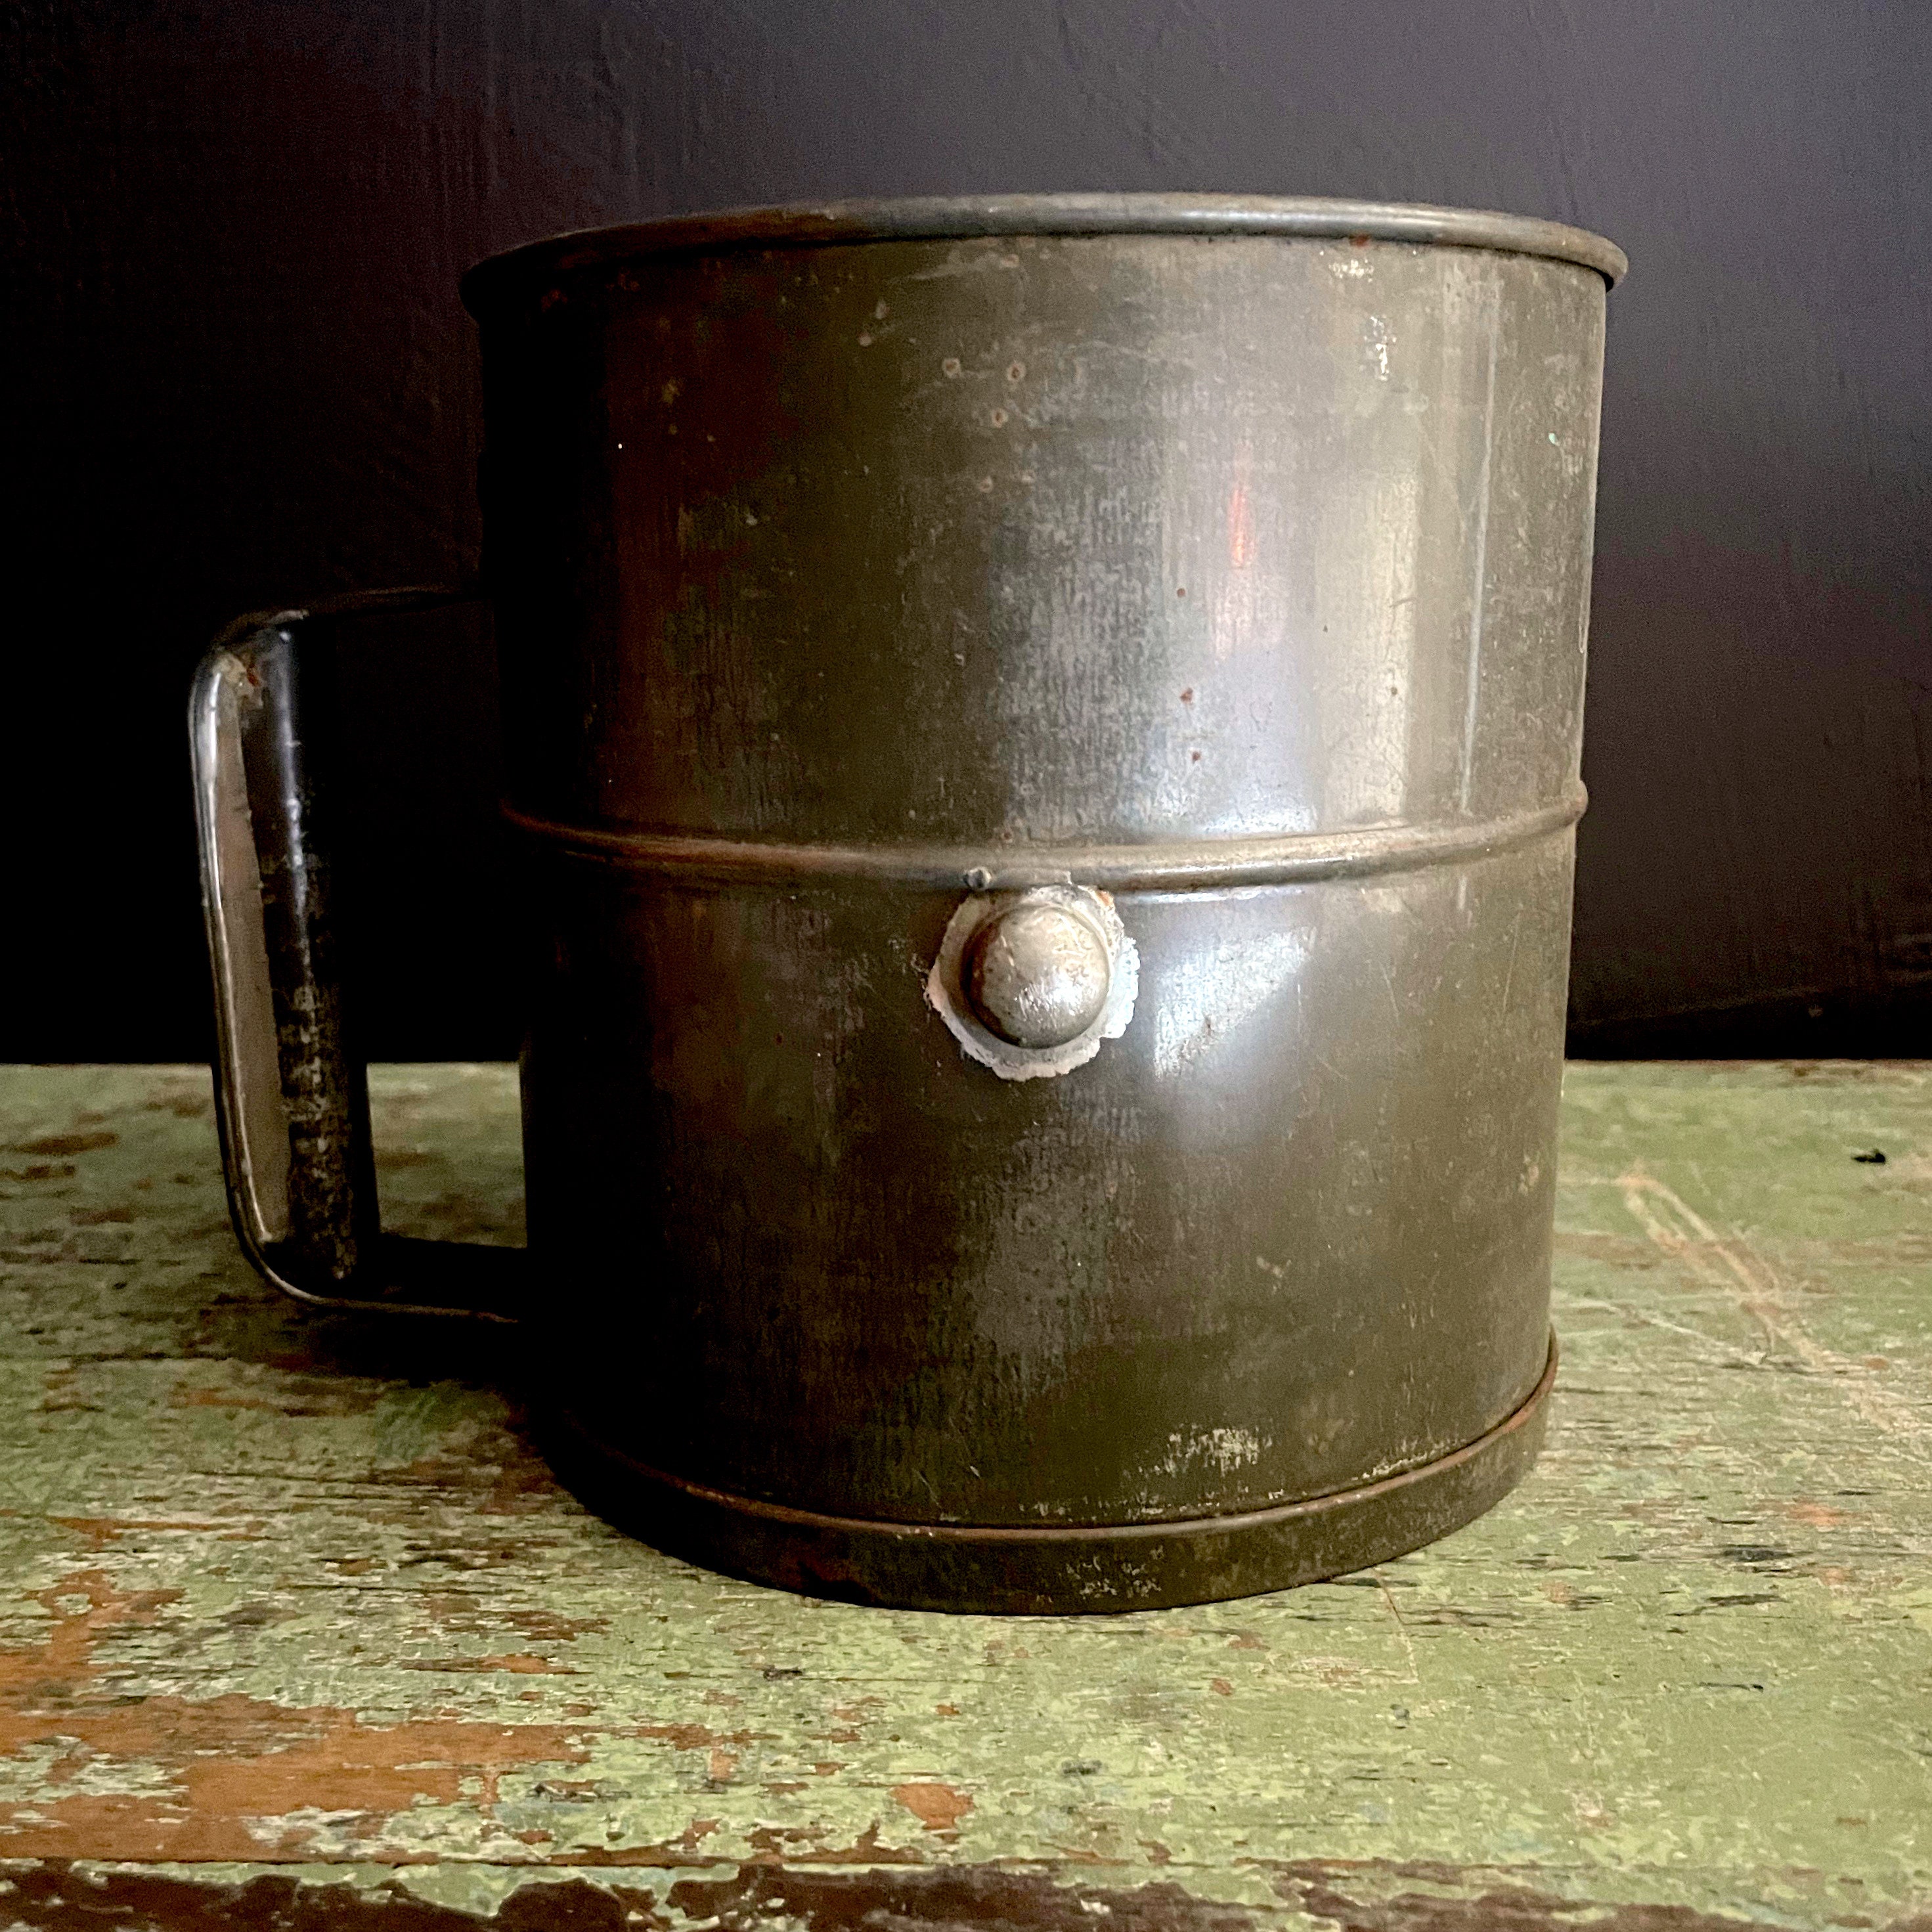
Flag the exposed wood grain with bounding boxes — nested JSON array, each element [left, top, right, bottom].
[[0, 1063, 1927, 1927]]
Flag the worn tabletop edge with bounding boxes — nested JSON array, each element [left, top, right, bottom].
[[0, 1063, 1926, 1930]]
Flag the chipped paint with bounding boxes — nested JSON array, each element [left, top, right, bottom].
[[0, 1063, 1927, 1926]]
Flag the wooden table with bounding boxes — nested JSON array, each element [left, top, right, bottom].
[[0, 1063, 1926, 1929]]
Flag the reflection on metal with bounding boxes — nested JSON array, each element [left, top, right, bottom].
[[190, 646, 291, 1247], [1153, 924, 1313, 1080]]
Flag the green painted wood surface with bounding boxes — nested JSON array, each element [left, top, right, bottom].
[[0, 1063, 1926, 1930]]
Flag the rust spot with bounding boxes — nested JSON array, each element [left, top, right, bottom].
[[707, 1746, 737, 1782], [1179, 688, 1194, 703], [942, 357, 962, 377], [2, 1164, 75, 1181], [1210, 1676, 1234, 1696], [11, 1132, 116, 1156], [1349, 232, 1372, 247], [892, 1780, 974, 1833], [935, 1701, 960, 1716], [1007, 360, 1025, 382], [1191, 750, 1202, 763], [69, 1206, 132, 1225]]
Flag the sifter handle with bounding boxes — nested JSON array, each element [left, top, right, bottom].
[[188, 588, 521, 1321]]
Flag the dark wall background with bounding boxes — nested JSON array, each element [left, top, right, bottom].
[[5, 0, 1929, 1061]]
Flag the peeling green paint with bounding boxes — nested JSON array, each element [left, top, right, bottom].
[[0, 1063, 1926, 1927]]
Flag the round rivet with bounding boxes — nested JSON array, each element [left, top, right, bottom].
[[962, 898, 1113, 1049]]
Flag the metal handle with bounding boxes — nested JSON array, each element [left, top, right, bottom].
[[189, 588, 520, 1321]]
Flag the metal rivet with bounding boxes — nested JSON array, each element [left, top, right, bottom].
[[961, 898, 1113, 1049]]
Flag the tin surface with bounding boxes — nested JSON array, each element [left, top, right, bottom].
[[195, 197, 1620, 1612]]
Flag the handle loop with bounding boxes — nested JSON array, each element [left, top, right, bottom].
[[189, 588, 520, 1321]]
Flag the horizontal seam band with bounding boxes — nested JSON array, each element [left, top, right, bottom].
[[500, 784, 1585, 891]]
